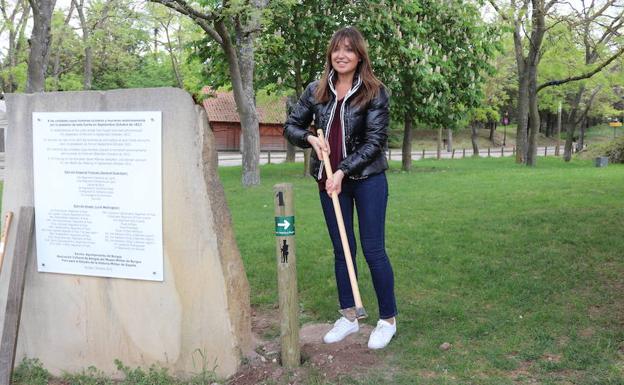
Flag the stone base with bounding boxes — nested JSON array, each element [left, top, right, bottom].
[[0, 88, 252, 378]]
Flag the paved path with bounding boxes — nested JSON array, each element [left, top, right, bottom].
[[218, 146, 567, 166]]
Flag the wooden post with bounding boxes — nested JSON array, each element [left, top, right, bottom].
[[487, 147, 491, 157], [501, 147, 504, 157], [422, 148, 425, 160], [451, 149, 455, 159], [462, 148, 466, 158], [388, 148, 391, 160], [513, 146, 516, 156], [273, 184, 300, 368], [544, 146, 548, 156], [0, 206, 35, 385], [268, 151, 271, 164]]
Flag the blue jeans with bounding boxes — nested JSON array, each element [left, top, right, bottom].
[[319, 172, 397, 319]]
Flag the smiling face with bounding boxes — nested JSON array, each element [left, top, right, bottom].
[[331, 38, 360, 76]]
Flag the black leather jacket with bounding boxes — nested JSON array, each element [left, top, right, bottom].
[[283, 72, 389, 180]]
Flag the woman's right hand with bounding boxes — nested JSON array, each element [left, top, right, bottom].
[[307, 134, 330, 160]]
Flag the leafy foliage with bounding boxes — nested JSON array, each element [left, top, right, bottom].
[[587, 136, 624, 164], [12, 358, 50, 385], [256, 1, 355, 95], [357, 0, 499, 129]]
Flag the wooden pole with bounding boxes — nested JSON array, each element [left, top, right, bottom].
[[388, 148, 391, 160], [422, 148, 425, 160], [274, 184, 300, 368], [451, 149, 455, 159], [501, 147, 504, 157], [0, 207, 35, 385], [487, 147, 491, 157], [544, 146, 548, 156], [268, 151, 271, 164], [462, 148, 466, 158], [0, 212, 14, 273]]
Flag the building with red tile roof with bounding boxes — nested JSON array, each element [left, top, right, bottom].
[[202, 89, 289, 151]]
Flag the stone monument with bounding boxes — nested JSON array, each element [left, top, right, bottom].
[[0, 88, 252, 378]]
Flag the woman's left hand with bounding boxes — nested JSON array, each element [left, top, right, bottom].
[[326, 169, 345, 196]]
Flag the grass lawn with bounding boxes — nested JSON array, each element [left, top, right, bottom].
[[220, 157, 624, 384]]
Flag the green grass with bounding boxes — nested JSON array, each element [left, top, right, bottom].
[[584, 124, 623, 143], [220, 157, 624, 384]]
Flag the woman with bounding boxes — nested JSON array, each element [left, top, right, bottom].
[[283, 27, 397, 349]]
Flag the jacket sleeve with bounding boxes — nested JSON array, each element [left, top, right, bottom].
[[338, 86, 389, 176], [283, 82, 316, 149]]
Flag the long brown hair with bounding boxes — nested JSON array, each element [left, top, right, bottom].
[[315, 27, 383, 108]]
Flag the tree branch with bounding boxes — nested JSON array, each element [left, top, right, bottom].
[[487, 0, 509, 22], [147, 0, 223, 45], [537, 46, 624, 92]]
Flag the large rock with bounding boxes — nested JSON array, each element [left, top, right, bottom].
[[0, 88, 252, 378]]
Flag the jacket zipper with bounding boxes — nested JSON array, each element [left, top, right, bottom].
[[317, 71, 362, 180]]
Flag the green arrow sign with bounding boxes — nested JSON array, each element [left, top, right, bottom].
[[275, 216, 295, 236]]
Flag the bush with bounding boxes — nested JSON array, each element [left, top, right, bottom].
[[12, 358, 50, 385], [604, 136, 624, 163], [579, 136, 624, 163]]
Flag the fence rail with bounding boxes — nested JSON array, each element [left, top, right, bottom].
[[219, 145, 576, 166]]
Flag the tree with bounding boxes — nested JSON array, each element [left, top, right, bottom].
[[0, 0, 31, 92], [488, 0, 624, 166], [149, 0, 267, 187], [256, 1, 351, 163], [48, 5, 80, 91], [358, 0, 497, 171], [26, 0, 56, 92], [537, 1, 624, 161]]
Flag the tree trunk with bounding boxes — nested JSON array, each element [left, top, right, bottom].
[[26, 0, 56, 93], [72, 0, 93, 90], [163, 23, 183, 88], [230, 15, 261, 186], [436, 126, 442, 159], [303, 148, 311, 177], [526, 62, 540, 166], [564, 86, 585, 161], [512, 9, 529, 164], [555, 102, 561, 156], [489, 121, 495, 141], [401, 114, 413, 171], [285, 95, 297, 162], [516, 71, 529, 163], [471, 124, 479, 155], [446, 128, 452, 152], [525, 0, 546, 167], [287, 65, 303, 163], [577, 116, 586, 152], [50, 1, 75, 90], [574, 87, 601, 153]]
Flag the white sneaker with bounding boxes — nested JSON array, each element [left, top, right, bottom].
[[323, 317, 359, 343], [367, 319, 396, 349]]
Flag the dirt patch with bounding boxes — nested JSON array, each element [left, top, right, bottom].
[[506, 360, 539, 384], [229, 307, 388, 385], [579, 327, 594, 338], [542, 353, 562, 363]]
